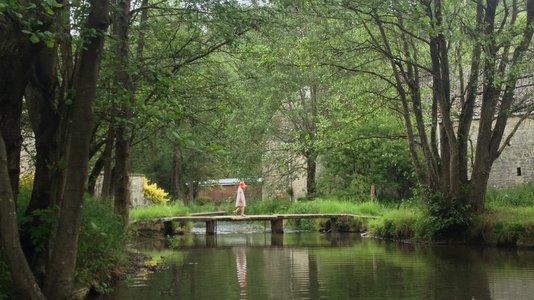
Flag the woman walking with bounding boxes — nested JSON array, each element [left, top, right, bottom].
[[234, 181, 247, 216]]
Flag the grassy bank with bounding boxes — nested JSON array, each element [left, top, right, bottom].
[[368, 184, 534, 247], [469, 185, 534, 247]]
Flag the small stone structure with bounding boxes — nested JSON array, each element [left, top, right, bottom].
[[93, 173, 150, 207]]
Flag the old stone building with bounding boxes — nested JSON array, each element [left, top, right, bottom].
[[477, 116, 534, 188]]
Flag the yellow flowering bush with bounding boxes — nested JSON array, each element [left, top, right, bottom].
[[143, 178, 169, 205], [19, 173, 35, 190]]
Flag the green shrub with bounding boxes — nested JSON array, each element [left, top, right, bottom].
[[76, 199, 127, 292], [415, 191, 473, 241]]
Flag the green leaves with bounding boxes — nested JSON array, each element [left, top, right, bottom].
[[22, 30, 55, 47]]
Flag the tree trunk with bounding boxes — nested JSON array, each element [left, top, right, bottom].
[[112, 0, 135, 223], [87, 149, 106, 195], [305, 152, 317, 198], [43, 1, 110, 298], [171, 147, 184, 199], [22, 44, 60, 277], [101, 127, 115, 198], [0, 17, 40, 199], [0, 134, 46, 300], [0, 95, 23, 201]]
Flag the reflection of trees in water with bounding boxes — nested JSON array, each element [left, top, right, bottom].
[[421, 246, 492, 300], [403, 245, 534, 300], [110, 234, 534, 300], [132, 236, 168, 250]]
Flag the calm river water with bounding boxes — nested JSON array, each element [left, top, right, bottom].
[[103, 223, 534, 300]]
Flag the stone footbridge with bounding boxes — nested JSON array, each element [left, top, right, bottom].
[[133, 213, 378, 235]]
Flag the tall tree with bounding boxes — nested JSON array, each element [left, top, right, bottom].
[[0, 3, 48, 200], [43, 1, 110, 298], [0, 134, 45, 300], [110, 0, 134, 223], [305, 0, 534, 212]]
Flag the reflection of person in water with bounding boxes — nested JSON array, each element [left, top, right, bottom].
[[235, 247, 247, 299]]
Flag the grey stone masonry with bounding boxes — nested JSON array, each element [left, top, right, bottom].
[[480, 117, 534, 189], [94, 173, 150, 207]]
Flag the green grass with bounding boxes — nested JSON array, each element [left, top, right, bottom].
[[241, 198, 385, 216], [486, 184, 534, 208], [129, 201, 188, 221], [368, 208, 422, 239]]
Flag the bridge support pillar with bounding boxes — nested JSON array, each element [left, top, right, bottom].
[[330, 217, 337, 232], [206, 220, 216, 235], [271, 233, 284, 246], [271, 219, 284, 233], [163, 221, 173, 235]]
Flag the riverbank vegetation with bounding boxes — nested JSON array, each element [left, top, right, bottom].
[[1, 188, 127, 299], [369, 184, 534, 245]]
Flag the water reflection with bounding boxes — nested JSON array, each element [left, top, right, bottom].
[[102, 232, 534, 300], [234, 247, 247, 299]]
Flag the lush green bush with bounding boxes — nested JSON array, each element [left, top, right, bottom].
[[76, 199, 127, 292]]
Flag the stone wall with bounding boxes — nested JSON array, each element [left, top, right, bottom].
[[262, 155, 308, 200], [476, 116, 534, 188], [93, 173, 150, 207]]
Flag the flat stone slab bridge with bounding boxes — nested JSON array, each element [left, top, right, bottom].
[[154, 213, 378, 235]]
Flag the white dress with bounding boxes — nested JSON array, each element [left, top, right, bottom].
[[235, 187, 246, 207]]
